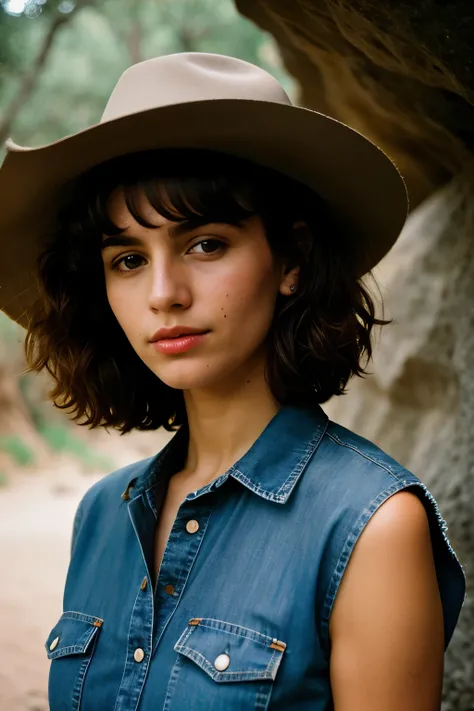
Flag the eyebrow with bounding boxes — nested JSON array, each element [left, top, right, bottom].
[[101, 218, 240, 251]]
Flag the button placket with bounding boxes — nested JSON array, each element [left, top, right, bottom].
[[111, 496, 155, 711], [152, 498, 216, 656]]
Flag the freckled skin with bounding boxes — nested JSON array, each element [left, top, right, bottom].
[[102, 188, 299, 395]]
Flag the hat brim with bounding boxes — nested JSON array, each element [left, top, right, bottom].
[[0, 99, 408, 328]]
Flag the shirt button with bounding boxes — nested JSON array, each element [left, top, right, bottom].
[[134, 648, 145, 663], [49, 636, 60, 651], [164, 584, 175, 595], [214, 653, 230, 671], [186, 519, 199, 534]]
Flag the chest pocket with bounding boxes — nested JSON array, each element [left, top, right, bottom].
[[45, 611, 103, 711], [168, 617, 286, 711]]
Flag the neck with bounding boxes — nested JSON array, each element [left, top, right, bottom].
[[179, 358, 281, 489]]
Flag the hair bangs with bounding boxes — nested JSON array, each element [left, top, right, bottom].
[[77, 149, 260, 239]]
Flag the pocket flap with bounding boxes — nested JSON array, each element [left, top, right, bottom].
[[174, 617, 286, 682], [45, 611, 104, 660]]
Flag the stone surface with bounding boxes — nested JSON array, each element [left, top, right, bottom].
[[324, 164, 474, 710], [236, 0, 474, 208], [234, 1, 474, 707]]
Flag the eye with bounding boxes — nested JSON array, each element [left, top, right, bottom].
[[112, 254, 147, 272], [187, 239, 225, 255]]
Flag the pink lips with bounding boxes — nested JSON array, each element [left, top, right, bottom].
[[152, 332, 209, 354]]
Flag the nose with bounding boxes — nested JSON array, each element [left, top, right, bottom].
[[147, 259, 192, 312]]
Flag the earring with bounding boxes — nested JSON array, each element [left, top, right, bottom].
[[290, 284, 296, 292]]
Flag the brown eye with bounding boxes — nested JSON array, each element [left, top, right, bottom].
[[188, 239, 225, 255], [113, 254, 146, 272]]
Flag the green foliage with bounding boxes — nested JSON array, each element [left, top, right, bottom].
[[0, 310, 23, 343], [0, 434, 36, 465], [0, 0, 293, 155], [38, 423, 114, 471]]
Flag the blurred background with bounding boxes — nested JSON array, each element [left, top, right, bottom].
[[0, 1, 472, 709]]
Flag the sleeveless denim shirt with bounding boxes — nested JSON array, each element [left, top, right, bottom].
[[45, 403, 466, 711]]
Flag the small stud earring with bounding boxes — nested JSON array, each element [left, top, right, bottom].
[[289, 284, 296, 292]]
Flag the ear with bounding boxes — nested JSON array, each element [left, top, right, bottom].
[[279, 221, 311, 296]]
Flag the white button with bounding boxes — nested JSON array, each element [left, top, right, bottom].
[[186, 519, 199, 534], [49, 636, 60, 651], [214, 653, 230, 671], [134, 648, 145, 663]]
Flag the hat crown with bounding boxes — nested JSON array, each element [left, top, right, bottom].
[[101, 52, 292, 123]]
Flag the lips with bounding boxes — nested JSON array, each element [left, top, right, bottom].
[[150, 326, 210, 342], [159, 330, 208, 341], [165, 331, 205, 339], [152, 330, 209, 354]]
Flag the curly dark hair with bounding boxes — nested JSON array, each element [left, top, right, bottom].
[[24, 148, 388, 434]]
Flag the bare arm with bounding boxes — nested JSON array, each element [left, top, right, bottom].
[[329, 490, 444, 711]]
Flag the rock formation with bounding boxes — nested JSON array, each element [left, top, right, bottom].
[[235, 1, 473, 708]]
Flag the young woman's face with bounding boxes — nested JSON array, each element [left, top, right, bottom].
[[101, 187, 293, 393]]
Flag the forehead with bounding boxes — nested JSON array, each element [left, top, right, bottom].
[[107, 186, 171, 231]]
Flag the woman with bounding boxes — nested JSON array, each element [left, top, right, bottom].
[[0, 52, 466, 710]]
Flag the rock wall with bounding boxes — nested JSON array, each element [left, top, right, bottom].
[[325, 164, 474, 710], [235, 1, 473, 708], [236, 0, 474, 208]]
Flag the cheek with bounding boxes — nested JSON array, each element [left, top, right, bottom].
[[105, 280, 141, 340], [213, 257, 278, 329]]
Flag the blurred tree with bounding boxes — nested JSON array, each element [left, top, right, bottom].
[[0, 0, 99, 144], [0, 0, 292, 153]]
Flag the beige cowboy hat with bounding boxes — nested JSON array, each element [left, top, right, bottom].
[[0, 51, 408, 329]]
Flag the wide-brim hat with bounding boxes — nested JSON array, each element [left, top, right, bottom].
[[0, 52, 408, 329]]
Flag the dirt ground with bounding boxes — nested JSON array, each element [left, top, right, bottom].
[[0, 468, 102, 710], [0, 427, 171, 710]]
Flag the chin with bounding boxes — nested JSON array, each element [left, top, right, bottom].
[[148, 362, 224, 392], [148, 355, 246, 393]]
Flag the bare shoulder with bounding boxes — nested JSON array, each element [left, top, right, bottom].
[[329, 489, 444, 711], [357, 489, 433, 544]]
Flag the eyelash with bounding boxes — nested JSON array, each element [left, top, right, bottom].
[[110, 238, 226, 272]]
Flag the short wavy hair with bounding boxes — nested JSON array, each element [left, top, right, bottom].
[[24, 148, 387, 434]]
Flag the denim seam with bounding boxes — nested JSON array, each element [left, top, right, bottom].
[[49, 641, 93, 659], [328, 431, 465, 566], [71, 656, 90, 711], [72, 631, 99, 711], [185, 618, 282, 647], [175, 646, 275, 679], [231, 423, 328, 503], [320, 479, 406, 658], [163, 654, 183, 711], [71, 500, 84, 557], [275, 427, 327, 497], [112, 583, 145, 711], [194, 624, 273, 647], [392, 481, 465, 566], [326, 432, 400, 479], [59, 611, 104, 625], [127, 504, 155, 627], [266, 648, 281, 676]]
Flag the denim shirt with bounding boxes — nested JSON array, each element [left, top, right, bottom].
[[45, 404, 466, 711]]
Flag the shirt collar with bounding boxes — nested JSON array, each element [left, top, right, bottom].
[[123, 403, 328, 505]]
